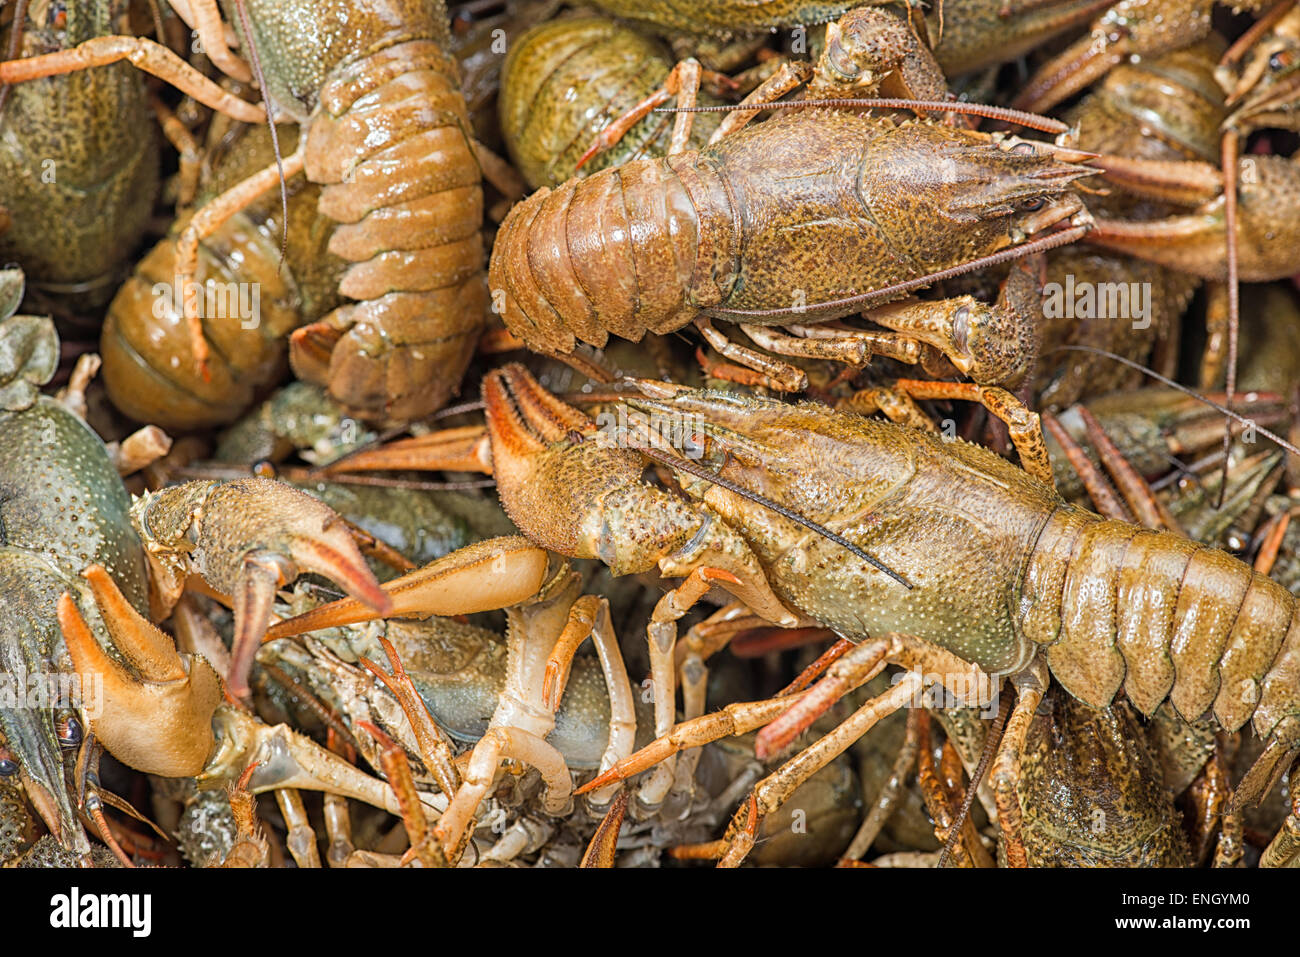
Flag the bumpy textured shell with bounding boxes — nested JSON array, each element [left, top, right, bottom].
[[587, 0, 858, 35], [0, 3, 158, 312], [489, 110, 1084, 354], [1019, 692, 1190, 866], [500, 17, 719, 190]]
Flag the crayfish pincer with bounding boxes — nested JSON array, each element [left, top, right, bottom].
[[482, 364, 1300, 859], [126, 477, 393, 702], [0, 306, 146, 860]]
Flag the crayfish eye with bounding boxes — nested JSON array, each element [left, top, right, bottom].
[[55, 714, 82, 749], [0, 748, 17, 777], [1017, 196, 1046, 212], [1270, 50, 1293, 72]]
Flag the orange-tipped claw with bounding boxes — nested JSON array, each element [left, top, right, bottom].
[[575, 738, 678, 796], [59, 567, 221, 777], [482, 363, 645, 562], [264, 536, 548, 641], [159, 478, 392, 701], [287, 534, 391, 616], [484, 363, 596, 449]]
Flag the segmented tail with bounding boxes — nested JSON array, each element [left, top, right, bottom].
[[1023, 507, 1300, 746], [295, 39, 487, 424]]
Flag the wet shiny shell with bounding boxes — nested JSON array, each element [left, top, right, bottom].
[[500, 17, 720, 190]]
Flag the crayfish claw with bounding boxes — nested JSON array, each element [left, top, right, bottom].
[[58, 568, 221, 778], [156, 479, 393, 695], [227, 554, 291, 702], [483, 363, 659, 568], [264, 536, 549, 641]]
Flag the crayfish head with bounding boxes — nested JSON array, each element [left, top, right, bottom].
[[0, 549, 95, 859], [0, 707, 90, 861], [624, 382, 913, 526], [861, 122, 1095, 271], [483, 364, 705, 575]]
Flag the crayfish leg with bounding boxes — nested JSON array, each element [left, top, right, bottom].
[[167, 0, 252, 83], [695, 319, 808, 392], [638, 565, 742, 808], [361, 635, 461, 800], [575, 57, 702, 171], [754, 638, 892, 761], [1259, 788, 1300, 867], [274, 788, 321, 869], [574, 695, 803, 797], [892, 378, 1055, 487], [0, 34, 263, 121], [841, 708, 923, 862], [716, 672, 923, 868], [174, 144, 308, 381], [990, 659, 1050, 869]]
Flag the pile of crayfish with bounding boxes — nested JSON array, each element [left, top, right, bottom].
[[1, 0, 1299, 869]]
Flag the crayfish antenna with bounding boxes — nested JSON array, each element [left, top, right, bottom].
[[1217, 130, 1244, 510], [1050, 346, 1300, 459], [231, 0, 289, 270]]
